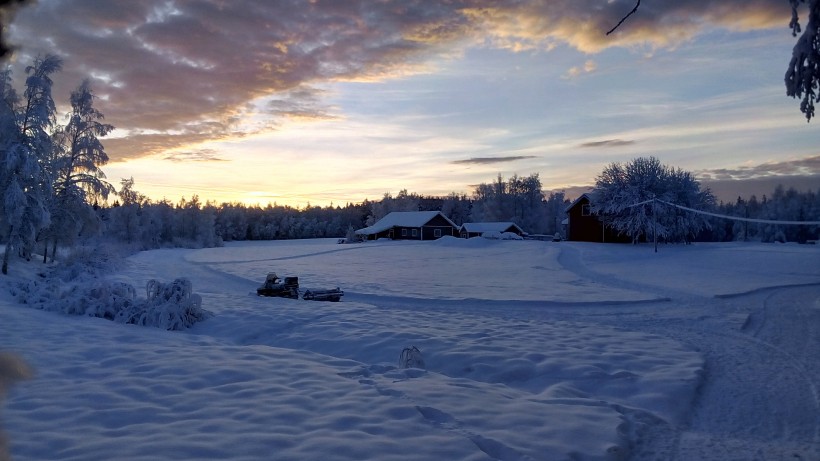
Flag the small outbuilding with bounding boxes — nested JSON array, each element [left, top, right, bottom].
[[564, 193, 630, 243], [355, 211, 459, 241], [459, 222, 525, 239]]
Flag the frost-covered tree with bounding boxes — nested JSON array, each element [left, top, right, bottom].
[[543, 191, 568, 237], [591, 157, 715, 243], [1, 54, 61, 274], [45, 79, 115, 261], [470, 173, 547, 233], [106, 177, 145, 244], [471, 175, 509, 223], [441, 192, 471, 226], [786, 0, 820, 121], [365, 189, 419, 225]]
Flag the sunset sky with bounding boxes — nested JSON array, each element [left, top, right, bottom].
[[6, 0, 820, 207]]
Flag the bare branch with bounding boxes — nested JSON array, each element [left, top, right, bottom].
[[606, 0, 641, 35]]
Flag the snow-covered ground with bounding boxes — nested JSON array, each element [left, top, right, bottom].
[[1, 238, 819, 460]]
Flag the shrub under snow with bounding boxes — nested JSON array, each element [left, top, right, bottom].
[[118, 279, 209, 330], [11, 247, 212, 330], [16, 276, 211, 331]]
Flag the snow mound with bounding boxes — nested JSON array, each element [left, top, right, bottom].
[[480, 231, 523, 240], [430, 235, 498, 248]]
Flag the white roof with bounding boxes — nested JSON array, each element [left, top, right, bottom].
[[460, 222, 521, 233], [355, 211, 455, 235]]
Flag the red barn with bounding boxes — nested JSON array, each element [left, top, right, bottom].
[[564, 194, 630, 243]]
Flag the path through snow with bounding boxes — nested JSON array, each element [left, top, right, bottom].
[[554, 245, 820, 460]]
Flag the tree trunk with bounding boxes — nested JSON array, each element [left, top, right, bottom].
[[2, 229, 12, 275], [50, 239, 57, 263], [43, 239, 48, 264]]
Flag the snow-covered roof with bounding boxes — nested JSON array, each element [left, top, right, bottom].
[[460, 222, 522, 234], [355, 211, 456, 235]]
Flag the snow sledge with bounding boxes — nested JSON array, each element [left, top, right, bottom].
[[256, 273, 344, 302], [302, 288, 344, 302], [256, 273, 300, 299]]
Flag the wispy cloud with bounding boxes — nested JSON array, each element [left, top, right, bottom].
[[697, 155, 820, 180], [451, 155, 536, 165], [563, 59, 597, 80], [163, 149, 228, 163], [264, 85, 338, 121], [578, 139, 636, 148]]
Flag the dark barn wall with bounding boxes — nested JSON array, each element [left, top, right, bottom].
[[566, 196, 629, 243], [567, 196, 600, 242]]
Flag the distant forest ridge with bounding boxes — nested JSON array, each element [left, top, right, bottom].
[[91, 176, 820, 250]]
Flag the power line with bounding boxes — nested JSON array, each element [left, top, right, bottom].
[[654, 199, 820, 226]]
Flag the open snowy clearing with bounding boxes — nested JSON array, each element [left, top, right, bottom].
[[1, 238, 819, 460]]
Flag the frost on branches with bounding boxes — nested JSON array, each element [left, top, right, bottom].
[[786, 0, 820, 121], [590, 157, 715, 243]]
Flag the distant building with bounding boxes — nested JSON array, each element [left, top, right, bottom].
[[355, 211, 459, 241], [564, 194, 629, 243], [459, 222, 524, 239]]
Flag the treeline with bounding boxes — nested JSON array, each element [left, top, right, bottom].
[[96, 173, 570, 250], [704, 185, 820, 243]]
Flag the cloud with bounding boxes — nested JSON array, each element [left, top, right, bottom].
[[701, 174, 820, 202], [163, 149, 228, 163], [697, 155, 820, 180], [264, 85, 338, 121], [451, 155, 536, 165], [563, 59, 598, 79], [5, 0, 791, 162], [463, 0, 787, 54], [578, 139, 636, 148]]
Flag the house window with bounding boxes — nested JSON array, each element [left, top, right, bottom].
[[401, 229, 407, 237], [581, 204, 591, 216], [412, 229, 418, 237], [434, 229, 442, 238]]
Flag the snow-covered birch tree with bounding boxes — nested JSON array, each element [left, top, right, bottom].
[[1, 54, 61, 274], [45, 78, 115, 261]]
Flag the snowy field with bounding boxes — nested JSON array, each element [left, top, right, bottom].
[[1, 238, 819, 460]]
